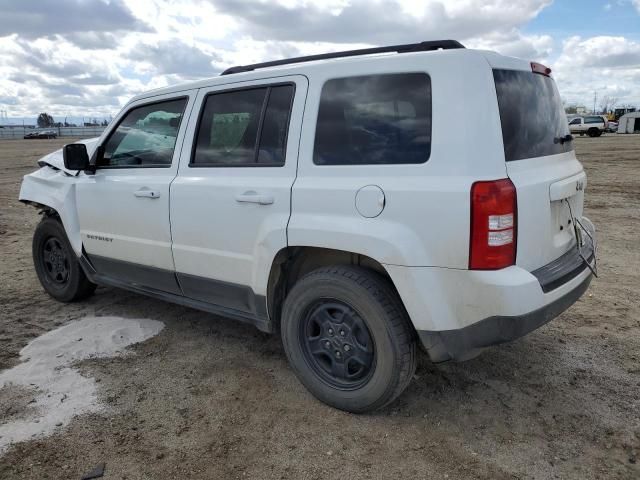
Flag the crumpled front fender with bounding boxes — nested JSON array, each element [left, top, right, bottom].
[[19, 166, 82, 256]]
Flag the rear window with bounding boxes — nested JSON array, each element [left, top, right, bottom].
[[493, 69, 573, 162], [314, 73, 431, 165]]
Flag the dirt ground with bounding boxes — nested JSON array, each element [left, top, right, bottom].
[[0, 136, 638, 480]]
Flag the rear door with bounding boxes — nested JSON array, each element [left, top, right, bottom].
[[170, 75, 307, 316], [491, 65, 586, 271]]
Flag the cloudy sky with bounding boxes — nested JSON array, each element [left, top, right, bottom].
[[0, 0, 639, 123]]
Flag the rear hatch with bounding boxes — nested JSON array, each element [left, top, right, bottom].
[[492, 63, 586, 272]]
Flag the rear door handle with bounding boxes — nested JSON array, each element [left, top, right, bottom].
[[235, 192, 274, 205], [134, 189, 161, 199]]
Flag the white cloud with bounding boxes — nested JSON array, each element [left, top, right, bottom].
[[0, 0, 637, 118], [553, 36, 640, 107], [0, 0, 151, 38], [210, 0, 552, 45]]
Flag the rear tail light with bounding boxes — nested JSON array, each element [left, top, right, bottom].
[[469, 178, 517, 270]]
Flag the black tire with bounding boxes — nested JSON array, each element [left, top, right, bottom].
[[588, 128, 598, 137], [32, 216, 96, 302], [281, 266, 417, 413]]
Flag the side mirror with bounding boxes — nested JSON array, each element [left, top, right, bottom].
[[63, 143, 90, 170]]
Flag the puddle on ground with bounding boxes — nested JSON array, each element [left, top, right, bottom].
[[0, 316, 164, 453]]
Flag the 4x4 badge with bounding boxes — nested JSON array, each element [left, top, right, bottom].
[[576, 180, 584, 191]]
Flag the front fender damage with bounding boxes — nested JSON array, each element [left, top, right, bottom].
[[19, 166, 83, 256]]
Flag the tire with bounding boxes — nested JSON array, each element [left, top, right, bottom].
[[281, 265, 417, 413], [588, 128, 598, 137], [32, 216, 96, 302]]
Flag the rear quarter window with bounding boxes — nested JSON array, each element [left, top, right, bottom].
[[313, 73, 432, 165], [493, 69, 574, 162], [584, 116, 604, 124]]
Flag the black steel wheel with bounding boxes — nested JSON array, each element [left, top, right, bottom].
[[300, 300, 375, 390], [281, 265, 416, 413], [40, 237, 70, 285], [33, 216, 96, 302]]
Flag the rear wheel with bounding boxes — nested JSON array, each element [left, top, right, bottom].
[[588, 128, 599, 137], [281, 266, 416, 413], [33, 217, 96, 302]]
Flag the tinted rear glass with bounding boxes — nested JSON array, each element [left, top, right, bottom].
[[314, 73, 431, 165], [493, 69, 573, 162]]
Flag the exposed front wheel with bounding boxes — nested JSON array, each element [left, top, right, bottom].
[[281, 266, 417, 413], [33, 217, 96, 302]]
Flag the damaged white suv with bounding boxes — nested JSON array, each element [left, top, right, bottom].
[[20, 41, 596, 413]]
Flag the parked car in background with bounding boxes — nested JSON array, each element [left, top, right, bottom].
[[24, 130, 57, 139], [19, 40, 596, 413], [568, 116, 606, 137], [607, 121, 618, 133], [38, 130, 57, 139]]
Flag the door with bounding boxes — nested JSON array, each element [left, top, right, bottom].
[[568, 117, 582, 133], [76, 92, 196, 293], [171, 76, 307, 315]]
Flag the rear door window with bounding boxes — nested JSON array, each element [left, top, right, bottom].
[[493, 69, 574, 162], [192, 84, 295, 166], [314, 73, 432, 165]]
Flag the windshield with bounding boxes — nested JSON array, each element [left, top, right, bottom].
[[493, 69, 573, 162]]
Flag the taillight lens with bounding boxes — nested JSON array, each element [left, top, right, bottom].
[[469, 178, 517, 270]]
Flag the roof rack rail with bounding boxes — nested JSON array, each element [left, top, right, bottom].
[[220, 40, 465, 76]]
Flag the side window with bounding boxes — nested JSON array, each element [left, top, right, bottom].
[[569, 118, 581, 125], [585, 116, 603, 124], [192, 84, 295, 166], [314, 73, 432, 165], [100, 98, 187, 168]]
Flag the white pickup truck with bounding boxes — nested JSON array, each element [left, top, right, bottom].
[[568, 115, 607, 137]]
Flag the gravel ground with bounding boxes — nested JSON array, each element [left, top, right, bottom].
[[0, 136, 638, 479]]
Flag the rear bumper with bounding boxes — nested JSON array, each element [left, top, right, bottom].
[[417, 272, 592, 362], [386, 219, 596, 363]]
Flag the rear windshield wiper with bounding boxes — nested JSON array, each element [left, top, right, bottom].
[[554, 134, 573, 145]]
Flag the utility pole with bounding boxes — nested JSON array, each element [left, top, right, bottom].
[[593, 91, 597, 114]]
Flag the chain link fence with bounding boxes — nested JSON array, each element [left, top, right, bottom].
[[0, 126, 105, 140]]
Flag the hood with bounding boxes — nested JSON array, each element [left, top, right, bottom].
[[37, 137, 100, 175]]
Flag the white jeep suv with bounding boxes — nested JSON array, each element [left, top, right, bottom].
[[19, 41, 596, 413]]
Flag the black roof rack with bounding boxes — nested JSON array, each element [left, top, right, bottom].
[[220, 40, 465, 75]]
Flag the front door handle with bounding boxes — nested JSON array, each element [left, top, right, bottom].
[[235, 192, 274, 205], [134, 189, 161, 199]]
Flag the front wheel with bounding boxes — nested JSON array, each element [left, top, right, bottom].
[[32, 217, 96, 302], [281, 266, 417, 413]]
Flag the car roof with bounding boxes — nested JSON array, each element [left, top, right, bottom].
[[129, 46, 531, 104]]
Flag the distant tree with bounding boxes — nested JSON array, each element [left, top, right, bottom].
[[565, 105, 578, 115], [101, 119, 108, 126], [599, 95, 618, 114], [37, 112, 54, 128]]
